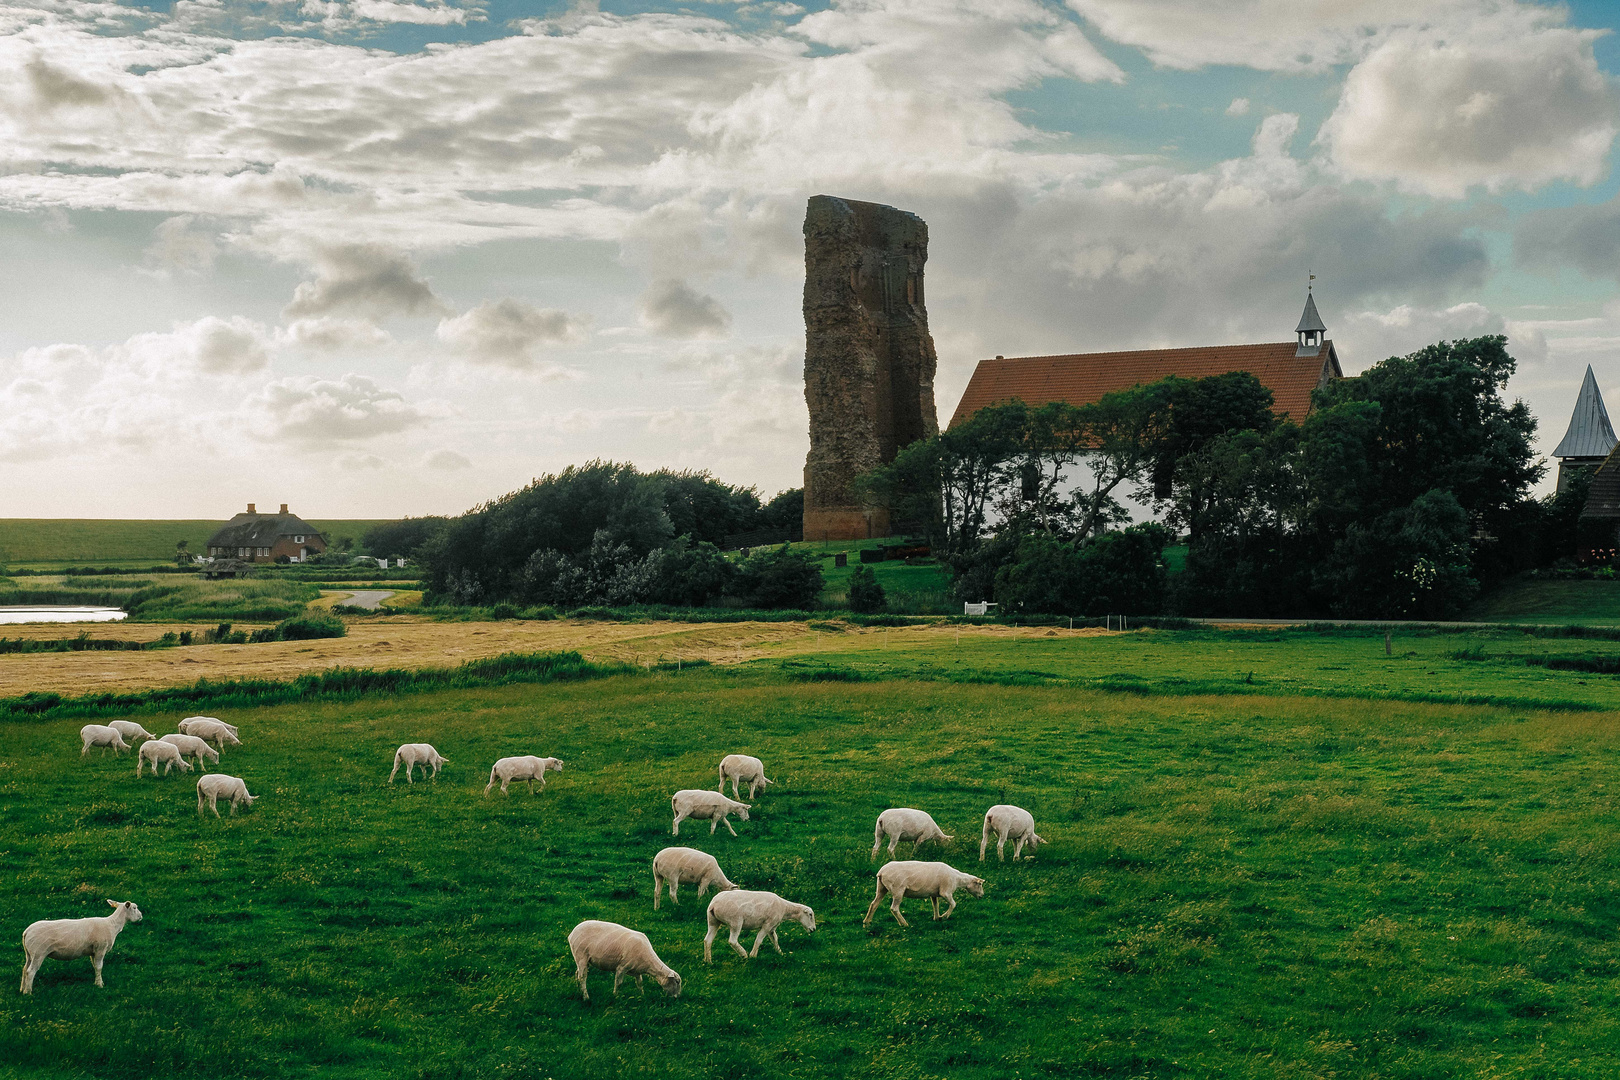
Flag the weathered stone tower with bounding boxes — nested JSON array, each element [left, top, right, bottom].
[[801, 195, 939, 541]]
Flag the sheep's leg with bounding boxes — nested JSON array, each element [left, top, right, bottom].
[[943, 892, 958, 919], [483, 774, 495, 797], [611, 969, 624, 997], [890, 894, 909, 927], [21, 952, 42, 994], [768, 928, 784, 955], [863, 883, 886, 926], [91, 949, 105, 988], [668, 878, 679, 905], [888, 834, 901, 857], [636, 974, 645, 995], [871, 826, 884, 860], [721, 816, 737, 837], [82, 741, 91, 757], [931, 896, 941, 920], [998, 833, 1008, 861], [1013, 836, 1026, 860], [209, 794, 221, 818], [653, 874, 664, 910], [671, 811, 685, 836], [574, 957, 591, 1002], [703, 921, 718, 963], [748, 928, 769, 958], [729, 926, 748, 959], [526, 779, 535, 795], [405, 760, 415, 784]]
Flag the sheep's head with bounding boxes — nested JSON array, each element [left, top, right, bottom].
[[963, 876, 986, 898], [177, 759, 194, 772], [657, 971, 683, 998], [1028, 832, 1044, 851], [109, 900, 143, 922], [734, 805, 750, 821], [222, 732, 242, 745], [795, 906, 817, 933], [547, 759, 564, 773], [243, 793, 258, 807], [937, 831, 955, 843]]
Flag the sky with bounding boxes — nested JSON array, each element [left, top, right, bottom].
[[4, 0, 1620, 519]]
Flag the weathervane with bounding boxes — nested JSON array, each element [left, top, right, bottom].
[[1308, 272, 1315, 292]]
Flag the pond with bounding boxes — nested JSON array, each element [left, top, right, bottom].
[[0, 606, 128, 625]]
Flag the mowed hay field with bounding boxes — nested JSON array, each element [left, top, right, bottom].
[[2, 662, 1619, 1078]]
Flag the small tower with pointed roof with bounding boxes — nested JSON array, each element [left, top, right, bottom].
[[1295, 289, 1327, 357], [1553, 365, 1617, 492]]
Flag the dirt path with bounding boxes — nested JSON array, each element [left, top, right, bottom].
[[0, 617, 1112, 698]]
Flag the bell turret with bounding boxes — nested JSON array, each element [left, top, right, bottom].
[[1295, 290, 1326, 357], [1554, 365, 1617, 492]]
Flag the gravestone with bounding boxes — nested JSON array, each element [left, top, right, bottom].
[[801, 195, 939, 542]]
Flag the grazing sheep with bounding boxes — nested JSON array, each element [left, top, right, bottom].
[[717, 754, 774, 800], [197, 774, 258, 817], [703, 890, 816, 963], [862, 861, 985, 927], [136, 740, 193, 778], [107, 721, 154, 744], [671, 789, 751, 836], [79, 725, 130, 758], [20, 900, 143, 994], [566, 920, 682, 1003], [980, 804, 1044, 861], [178, 716, 238, 739], [871, 807, 953, 859], [652, 847, 738, 910], [484, 756, 563, 796], [159, 733, 219, 771], [389, 743, 448, 784], [178, 718, 241, 752]]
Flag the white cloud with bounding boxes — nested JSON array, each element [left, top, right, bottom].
[[251, 373, 432, 446], [1334, 301, 1539, 370], [1225, 97, 1250, 117], [279, 317, 395, 351], [638, 279, 732, 339], [435, 298, 588, 367], [144, 214, 217, 275], [1066, 0, 1477, 72], [351, 1, 476, 25], [339, 452, 388, 470], [284, 245, 449, 320], [165, 316, 273, 374], [1319, 14, 1616, 197], [424, 448, 472, 470]]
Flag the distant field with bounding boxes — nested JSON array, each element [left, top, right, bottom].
[[1462, 576, 1620, 624], [2, 647, 1617, 1078], [0, 519, 394, 566]]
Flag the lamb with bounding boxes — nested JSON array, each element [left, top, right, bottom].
[[717, 754, 774, 800], [389, 743, 448, 783], [652, 847, 738, 910], [703, 890, 816, 963], [177, 718, 241, 751], [484, 756, 563, 796], [566, 920, 682, 1003], [980, 804, 1045, 861], [862, 861, 985, 927], [107, 721, 154, 744], [197, 774, 258, 817], [671, 789, 751, 836], [20, 900, 143, 994], [79, 725, 130, 758], [871, 807, 953, 859], [178, 716, 238, 739], [136, 740, 193, 778], [159, 733, 219, 771]]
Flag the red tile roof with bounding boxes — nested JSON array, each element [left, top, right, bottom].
[[949, 341, 1343, 428]]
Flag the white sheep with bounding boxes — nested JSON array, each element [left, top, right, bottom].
[[862, 861, 985, 927], [107, 721, 154, 744], [980, 804, 1044, 861], [871, 807, 953, 859], [20, 900, 143, 994], [159, 733, 219, 771], [566, 920, 682, 1003], [136, 740, 193, 778], [389, 743, 448, 783], [178, 716, 238, 739], [197, 774, 258, 817], [717, 754, 774, 800], [178, 718, 241, 751], [79, 725, 130, 758], [651, 847, 738, 910], [484, 756, 563, 796], [671, 789, 751, 836], [703, 890, 816, 963]]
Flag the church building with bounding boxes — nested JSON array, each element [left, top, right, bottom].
[[950, 292, 1344, 428]]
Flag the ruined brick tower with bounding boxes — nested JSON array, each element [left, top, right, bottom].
[[802, 195, 939, 541]]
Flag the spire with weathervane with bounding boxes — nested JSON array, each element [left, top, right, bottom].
[[1554, 364, 1618, 492], [1295, 276, 1327, 357]]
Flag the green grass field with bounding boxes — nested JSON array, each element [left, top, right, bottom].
[[0, 520, 393, 568], [1462, 577, 1620, 625], [3, 630, 1619, 1078]]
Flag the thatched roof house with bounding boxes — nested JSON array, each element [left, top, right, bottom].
[[206, 503, 326, 564]]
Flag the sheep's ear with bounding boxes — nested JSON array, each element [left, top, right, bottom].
[[107, 900, 119, 909]]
